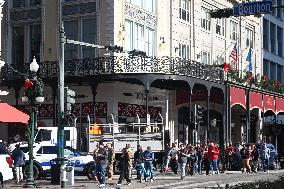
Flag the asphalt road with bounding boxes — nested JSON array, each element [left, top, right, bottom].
[[4, 170, 284, 189]]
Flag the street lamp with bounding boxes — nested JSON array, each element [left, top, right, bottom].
[[22, 57, 44, 188]]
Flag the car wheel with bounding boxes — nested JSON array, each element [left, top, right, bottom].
[[23, 164, 40, 180], [272, 159, 280, 170], [86, 163, 96, 180]]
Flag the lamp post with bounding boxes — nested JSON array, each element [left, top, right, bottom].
[[22, 57, 44, 188]]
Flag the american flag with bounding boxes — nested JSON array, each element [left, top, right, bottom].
[[230, 43, 238, 70]]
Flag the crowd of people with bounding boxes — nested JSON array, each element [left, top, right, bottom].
[[92, 141, 273, 188], [0, 139, 273, 188], [93, 142, 155, 187]]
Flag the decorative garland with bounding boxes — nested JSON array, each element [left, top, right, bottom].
[[23, 77, 44, 99], [226, 67, 283, 94]]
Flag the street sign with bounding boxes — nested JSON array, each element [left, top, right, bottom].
[[233, 0, 272, 16]]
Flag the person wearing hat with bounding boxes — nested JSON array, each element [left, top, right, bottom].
[[11, 144, 25, 184], [143, 146, 154, 182]]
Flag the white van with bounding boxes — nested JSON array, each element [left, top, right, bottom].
[[10, 127, 77, 151], [34, 127, 77, 149]]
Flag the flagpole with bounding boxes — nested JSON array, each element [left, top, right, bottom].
[[239, 17, 242, 77]]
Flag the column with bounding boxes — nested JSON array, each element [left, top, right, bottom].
[[206, 94, 210, 144], [188, 89, 192, 145], [245, 89, 250, 143]]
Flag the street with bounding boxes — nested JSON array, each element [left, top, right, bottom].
[[4, 170, 284, 189]]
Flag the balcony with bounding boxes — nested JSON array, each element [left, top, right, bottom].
[[0, 56, 224, 83]]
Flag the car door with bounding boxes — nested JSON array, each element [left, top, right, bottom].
[[36, 146, 57, 171], [64, 148, 84, 172]]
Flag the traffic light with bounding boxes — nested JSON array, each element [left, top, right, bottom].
[[209, 8, 233, 18], [65, 87, 75, 114], [105, 44, 123, 53]]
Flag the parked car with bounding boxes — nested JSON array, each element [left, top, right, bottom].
[[0, 145, 14, 187], [19, 144, 94, 180]]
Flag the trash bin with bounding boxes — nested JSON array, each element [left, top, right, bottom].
[[50, 158, 61, 185], [66, 166, 74, 186]]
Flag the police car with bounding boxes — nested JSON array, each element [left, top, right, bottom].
[[0, 145, 13, 187], [19, 144, 95, 180]]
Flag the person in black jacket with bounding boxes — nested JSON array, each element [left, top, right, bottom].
[[117, 148, 131, 186], [94, 142, 108, 187], [251, 145, 259, 173], [134, 145, 145, 182], [240, 144, 251, 173]]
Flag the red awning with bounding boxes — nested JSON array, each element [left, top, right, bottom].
[[230, 86, 246, 109], [250, 92, 262, 110], [0, 101, 30, 124], [276, 97, 284, 114], [263, 95, 275, 113]]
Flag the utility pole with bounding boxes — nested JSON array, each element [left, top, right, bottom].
[[58, 0, 67, 187]]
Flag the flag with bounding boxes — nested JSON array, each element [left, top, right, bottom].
[[230, 43, 238, 70], [246, 48, 253, 72]]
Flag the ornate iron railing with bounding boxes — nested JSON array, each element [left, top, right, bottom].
[[0, 56, 224, 83]]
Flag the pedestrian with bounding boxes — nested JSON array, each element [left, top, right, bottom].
[[126, 144, 134, 177], [134, 145, 145, 182], [240, 144, 251, 173], [106, 143, 115, 181], [208, 142, 219, 175], [203, 145, 210, 175], [261, 143, 270, 173], [235, 142, 243, 171], [94, 142, 108, 187], [225, 142, 235, 171], [189, 145, 197, 176], [117, 148, 131, 186], [169, 143, 179, 175], [178, 144, 188, 179], [11, 144, 25, 184], [251, 145, 259, 173], [196, 143, 204, 175], [143, 146, 155, 182]]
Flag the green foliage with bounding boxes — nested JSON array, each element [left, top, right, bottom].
[[228, 69, 284, 94], [24, 77, 44, 99]]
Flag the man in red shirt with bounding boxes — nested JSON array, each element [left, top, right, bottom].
[[225, 142, 235, 171], [208, 142, 219, 175]]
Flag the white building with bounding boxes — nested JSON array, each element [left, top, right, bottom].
[[0, 0, 266, 147]]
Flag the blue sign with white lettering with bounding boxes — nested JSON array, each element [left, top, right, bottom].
[[233, 1, 272, 16]]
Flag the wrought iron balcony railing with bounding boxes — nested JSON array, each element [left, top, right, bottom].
[[0, 56, 224, 83]]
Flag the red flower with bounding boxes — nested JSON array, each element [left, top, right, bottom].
[[24, 79, 33, 89], [275, 80, 279, 87], [223, 62, 230, 72], [247, 72, 253, 82], [263, 75, 267, 81]]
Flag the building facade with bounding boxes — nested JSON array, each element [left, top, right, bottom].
[[262, 0, 284, 84], [1, 0, 282, 151]]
